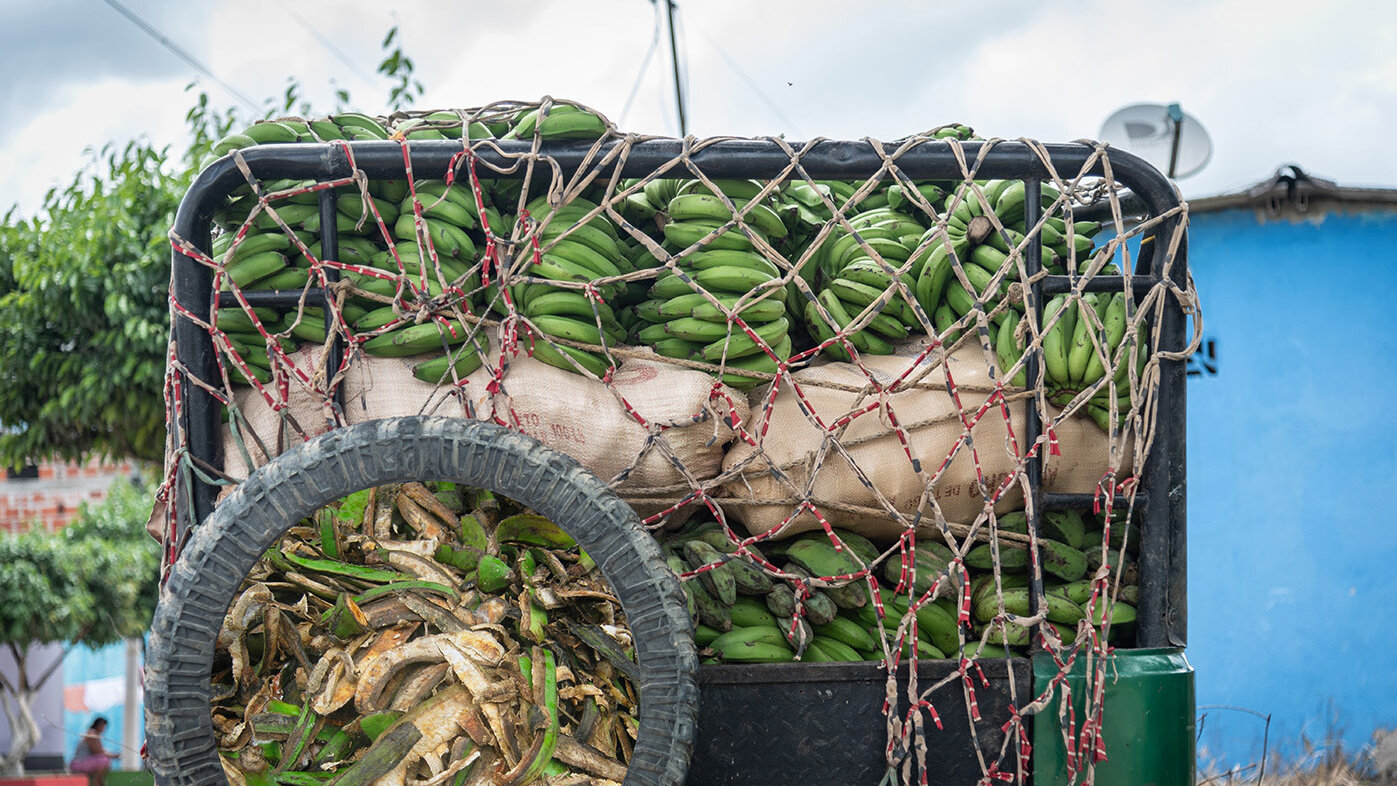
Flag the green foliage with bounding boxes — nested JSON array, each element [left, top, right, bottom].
[[379, 25, 425, 111], [0, 23, 419, 468], [0, 479, 158, 648], [0, 141, 182, 466]]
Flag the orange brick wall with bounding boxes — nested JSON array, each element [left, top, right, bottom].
[[0, 460, 135, 532]]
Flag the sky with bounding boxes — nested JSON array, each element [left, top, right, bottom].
[[2, 0, 1395, 217]]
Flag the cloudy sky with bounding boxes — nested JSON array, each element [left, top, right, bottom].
[[2, 0, 1393, 217]]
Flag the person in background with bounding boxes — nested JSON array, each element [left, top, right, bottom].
[[69, 716, 117, 785]]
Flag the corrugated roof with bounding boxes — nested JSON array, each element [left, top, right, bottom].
[[1188, 165, 1397, 215]]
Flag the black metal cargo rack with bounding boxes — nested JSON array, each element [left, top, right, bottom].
[[168, 137, 1189, 783]]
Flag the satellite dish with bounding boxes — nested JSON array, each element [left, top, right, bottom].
[[1099, 103, 1212, 179]]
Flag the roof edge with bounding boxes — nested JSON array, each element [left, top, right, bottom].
[[1188, 165, 1397, 214]]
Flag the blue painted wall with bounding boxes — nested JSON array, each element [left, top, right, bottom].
[[1185, 205, 1397, 769], [62, 640, 142, 770]]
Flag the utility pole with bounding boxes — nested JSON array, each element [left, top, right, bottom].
[[664, 0, 687, 136]]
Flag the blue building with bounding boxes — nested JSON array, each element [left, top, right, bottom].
[[1184, 166, 1397, 771]]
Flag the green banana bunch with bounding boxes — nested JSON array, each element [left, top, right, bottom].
[[669, 502, 1141, 662], [1036, 291, 1145, 430], [507, 104, 610, 140], [660, 181, 784, 254], [814, 207, 919, 281], [803, 286, 898, 361], [631, 237, 793, 389]]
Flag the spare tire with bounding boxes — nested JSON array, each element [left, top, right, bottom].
[[145, 416, 698, 785]]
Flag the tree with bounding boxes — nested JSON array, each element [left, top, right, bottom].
[[0, 479, 159, 775], [0, 24, 422, 470]]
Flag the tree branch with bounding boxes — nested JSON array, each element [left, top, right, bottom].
[[31, 641, 77, 693], [6, 643, 27, 693]]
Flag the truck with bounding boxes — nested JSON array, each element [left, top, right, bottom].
[[143, 103, 1197, 785]]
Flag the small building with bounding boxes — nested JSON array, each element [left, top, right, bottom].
[[1185, 166, 1397, 771], [0, 459, 143, 772]]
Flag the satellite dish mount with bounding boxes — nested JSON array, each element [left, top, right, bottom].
[[1100, 102, 1212, 180]]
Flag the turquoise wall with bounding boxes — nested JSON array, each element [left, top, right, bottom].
[[62, 640, 141, 769], [1185, 206, 1397, 769]]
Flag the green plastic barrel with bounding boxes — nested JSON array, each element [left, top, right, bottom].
[[1033, 647, 1195, 785]]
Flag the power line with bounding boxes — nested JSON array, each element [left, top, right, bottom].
[[701, 32, 804, 138], [96, 0, 261, 112], [280, 6, 381, 90], [619, 0, 663, 126]]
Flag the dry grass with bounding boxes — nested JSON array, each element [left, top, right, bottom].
[[1196, 733, 1393, 786]]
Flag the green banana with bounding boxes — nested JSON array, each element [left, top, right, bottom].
[[215, 307, 277, 333], [827, 278, 917, 326], [710, 624, 789, 651], [973, 586, 1085, 626], [813, 615, 877, 652], [1067, 295, 1100, 384], [765, 584, 797, 619], [545, 238, 623, 280], [1042, 539, 1089, 581], [392, 215, 476, 260], [361, 319, 473, 357], [995, 310, 1027, 387], [531, 314, 610, 346], [810, 635, 863, 662], [331, 112, 389, 138], [783, 565, 839, 626], [663, 219, 768, 252], [804, 298, 854, 362], [687, 249, 783, 279], [533, 106, 609, 139], [729, 598, 780, 629], [1083, 292, 1128, 383], [210, 132, 258, 157], [689, 578, 733, 632], [677, 178, 767, 201], [964, 541, 1030, 573], [698, 317, 791, 362], [651, 337, 704, 360], [1042, 295, 1073, 386], [215, 230, 295, 263], [224, 251, 289, 288], [690, 264, 782, 296], [539, 221, 621, 262], [524, 290, 616, 323], [668, 193, 788, 239], [684, 540, 738, 607], [714, 638, 796, 663], [252, 266, 311, 291], [1043, 510, 1087, 549], [527, 336, 611, 378]]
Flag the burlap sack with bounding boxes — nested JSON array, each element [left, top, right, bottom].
[[341, 344, 748, 509], [721, 340, 1130, 541], [219, 345, 338, 481]]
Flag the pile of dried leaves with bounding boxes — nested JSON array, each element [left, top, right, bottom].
[[211, 482, 638, 785]]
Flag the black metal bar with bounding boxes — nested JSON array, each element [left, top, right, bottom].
[[1021, 178, 1046, 651], [1041, 275, 1159, 297], [1041, 491, 1149, 511], [1135, 220, 1188, 647], [177, 140, 1183, 215], [170, 211, 218, 540], [317, 187, 344, 428], [215, 290, 328, 310]]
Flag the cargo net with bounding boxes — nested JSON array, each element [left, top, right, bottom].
[[157, 98, 1202, 784]]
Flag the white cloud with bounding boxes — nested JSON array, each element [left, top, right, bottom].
[[1, 77, 191, 216], [3, 0, 1396, 215]]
